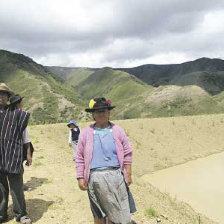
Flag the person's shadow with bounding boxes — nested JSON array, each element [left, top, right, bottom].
[[26, 199, 54, 222], [8, 199, 54, 222], [24, 177, 49, 191]]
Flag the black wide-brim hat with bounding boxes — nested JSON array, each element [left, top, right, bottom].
[[10, 94, 24, 105], [85, 97, 116, 112]]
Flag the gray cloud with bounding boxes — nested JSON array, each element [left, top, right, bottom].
[[0, 0, 224, 67]]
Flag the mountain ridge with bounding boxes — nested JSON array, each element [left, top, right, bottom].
[[1, 49, 224, 122]]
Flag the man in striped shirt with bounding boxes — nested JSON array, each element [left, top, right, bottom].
[[0, 83, 32, 224]]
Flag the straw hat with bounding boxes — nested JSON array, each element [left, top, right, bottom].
[[0, 83, 14, 96]]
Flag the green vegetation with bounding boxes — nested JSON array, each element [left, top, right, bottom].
[[33, 161, 43, 167], [1, 50, 224, 124], [0, 50, 85, 124], [145, 207, 158, 217], [75, 68, 152, 119], [47, 66, 95, 86], [43, 179, 52, 184]]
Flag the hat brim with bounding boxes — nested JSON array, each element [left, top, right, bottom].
[[85, 106, 115, 113], [10, 96, 24, 105], [0, 90, 14, 97], [67, 123, 78, 127]]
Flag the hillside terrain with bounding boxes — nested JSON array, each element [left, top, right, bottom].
[[119, 58, 224, 95], [48, 57, 224, 119], [1, 49, 224, 123], [0, 50, 86, 123], [46, 66, 97, 87], [6, 114, 224, 223]]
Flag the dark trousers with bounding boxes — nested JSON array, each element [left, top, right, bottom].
[[0, 172, 27, 221]]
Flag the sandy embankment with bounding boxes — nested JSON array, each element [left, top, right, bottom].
[[6, 114, 224, 223]]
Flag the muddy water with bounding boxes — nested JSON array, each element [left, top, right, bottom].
[[143, 152, 224, 223]]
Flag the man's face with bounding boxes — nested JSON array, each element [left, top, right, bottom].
[[0, 92, 9, 106], [93, 109, 110, 123]]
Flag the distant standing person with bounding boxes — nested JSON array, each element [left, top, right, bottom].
[[0, 84, 32, 224], [76, 98, 136, 224], [67, 120, 80, 161]]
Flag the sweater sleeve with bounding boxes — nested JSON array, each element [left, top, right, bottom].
[[120, 128, 133, 164], [76, 130, 85, 179]]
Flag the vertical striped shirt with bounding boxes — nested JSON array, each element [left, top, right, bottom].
[[0, 107, 30, 174]]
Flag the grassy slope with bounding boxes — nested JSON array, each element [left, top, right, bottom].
[[1, 69, 86, 123], [1, 50, 224, 122], [75, 67, 152, 119], [0, 50, 85, 123], [46, 66, 95, 87], [141, 85, 224, 118], [119, 58, 224, 90], [63, 68, 95, 87], [75, 68, 224, 119], [171, 71, 224, 95], [78, 68, 149, 98]]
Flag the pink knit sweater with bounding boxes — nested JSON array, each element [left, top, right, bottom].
[[76, 122, 133, 182]]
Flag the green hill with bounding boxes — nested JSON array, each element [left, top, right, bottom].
[[74, 67, 154, 119], [1, 49, 224, 122], [0, 50, 86, 124], [46, 66, 96, 87], [171, 71, 224, 95], [76, 67, 148, 98], [119, 58, 224, 95], [74, 67, 224, 119]]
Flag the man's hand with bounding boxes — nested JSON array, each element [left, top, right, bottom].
[[26, 144, 32, 166], [26, 153, 32, 166], [78, 178, 88, 191]]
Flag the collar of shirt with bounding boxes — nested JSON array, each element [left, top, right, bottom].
[[94, 125, 112, 134]]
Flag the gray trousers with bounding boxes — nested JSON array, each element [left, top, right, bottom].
[[88, 168, 131, 224], [0, 172, 27, 221]]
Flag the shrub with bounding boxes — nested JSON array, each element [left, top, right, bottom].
[[145, 207, 158, 217]]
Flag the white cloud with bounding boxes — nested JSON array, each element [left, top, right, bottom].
[[0, 0, 224, 67]]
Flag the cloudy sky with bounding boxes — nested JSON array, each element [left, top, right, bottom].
[[0, 0, 224, 68]]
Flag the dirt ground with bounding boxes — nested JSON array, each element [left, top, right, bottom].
[[6, 113, 224, 223]]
